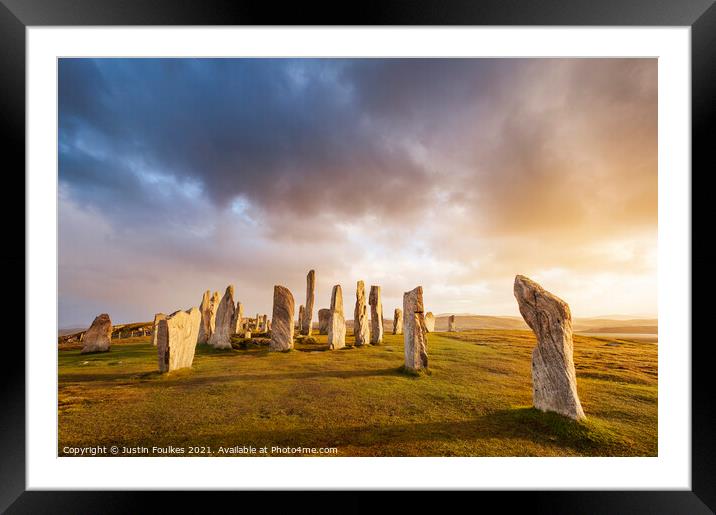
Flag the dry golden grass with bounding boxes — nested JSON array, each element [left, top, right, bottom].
[[58, 330, 656, 457]]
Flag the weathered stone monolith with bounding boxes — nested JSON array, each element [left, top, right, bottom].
[[232, 301, 243, 334], [298, 304, 305, 332], [403, 287, 428, 371], [328, 285, 346, 350], [198, 290, 212, 343], [369, 285, 384, 344], [270, 286, 294, 351], [318, 308, 331, 334], [209, 285, 236, 349], [448, 315, 456, 332], [513, 275, 585, 420], [301, 269, 316, 335], [353, 281, 370, 346], [424, 312, 435, 332], [393, 308, 403, 335], [81, 313, 112, 353], [151, 313, 166, 346], [158, 307, 201, 373]]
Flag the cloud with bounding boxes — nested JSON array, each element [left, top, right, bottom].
[[58, 58, 657, 327]]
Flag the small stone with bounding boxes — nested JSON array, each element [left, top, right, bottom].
[[151, 313, 166, 346], [393, 308, 403, 335], [318, 308, 331, 335], [81, 313, 112, 353], [298, 304, 305, 332], [232, 301, 244, 334], [424, 312, 435, 332]]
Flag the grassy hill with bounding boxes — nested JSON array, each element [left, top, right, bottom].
[[58, 329, 657, 457]]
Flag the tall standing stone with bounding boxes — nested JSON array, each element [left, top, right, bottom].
[[369, 285, 384, 344], [403, 287, 428, 371], [318, 308, 331, 335], [353, 281, 370, 346], [513, 275, 585, 420], [209, 285, 236, 350], [151, 313, 166, 346], [301, 269, 316, 335], [232, 301, 244, 334], [328, 285, 346, 350], [158, 307, 201, 373], [393, 308, 403, 335], [270, 285, 295, 351], [81, 313, 112, 353], [448, 315, 456, 332], [198, 290, 212, 343], [424, 312, 436, 332]]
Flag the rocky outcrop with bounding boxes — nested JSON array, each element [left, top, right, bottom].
[[301, 269, 316, 335], [318, 308, 331, 335], [513, 275, 585, 420], [157, 307, 201, 373], [369, 285, 383, 344], [209, 285, 236, 349], [403, 287, 428, 371], [353, 280, 370, 346], [81, 313, 112, 353], [424, 312, 435, 332], [328, 285, 346, 350], [270, 285, 295, 351], [393, 308, 403, 335]]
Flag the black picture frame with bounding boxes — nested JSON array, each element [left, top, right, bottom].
[[3, 0, 713, 512]]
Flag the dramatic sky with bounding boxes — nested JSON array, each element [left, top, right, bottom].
[[59, 58, 657, 328]]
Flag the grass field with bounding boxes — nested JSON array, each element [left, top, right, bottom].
[[58, 330, 657, 457]]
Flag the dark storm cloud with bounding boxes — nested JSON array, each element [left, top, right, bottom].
[[58, 58, 658, 327]]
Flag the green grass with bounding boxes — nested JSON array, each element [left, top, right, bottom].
[[58, 330, 657, 457]]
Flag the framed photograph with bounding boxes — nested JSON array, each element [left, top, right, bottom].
[[5, 0, 713, 511]]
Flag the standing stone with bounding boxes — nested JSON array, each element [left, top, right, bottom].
[[393, 308, 403, 335], [231, 301, 244, 334], [448, 315, 456, 332], [353, 281, 370, 346], [514, 275, 585, 420], [318, 308, 331, 335], [198, 290, 212, 343], [158, 307, 201, 373], [81, 313, 112, 353], [328, 285, 346, 350], [424, 312, 436, 332], [151, 313, 166, 346], [298, 305, 305, 332], [209, 285, 236, 350], [301, 269, 316, 335], [369, 285, 384, 344], [403, 287, 428, 371], [270, 285, 295, 351]]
